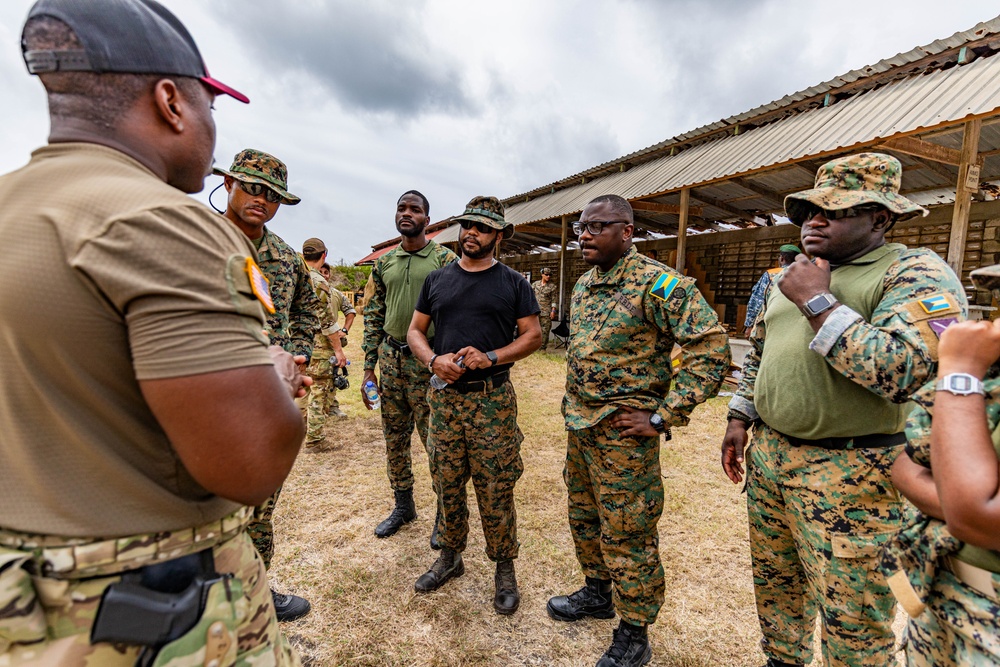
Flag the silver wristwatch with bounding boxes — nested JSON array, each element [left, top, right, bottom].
[[800, 293, 838, 318], [935, 372, 985, 396]]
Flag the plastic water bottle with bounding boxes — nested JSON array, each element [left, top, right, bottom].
[[363, 380, 381, 410], [430, 355, 464, 391]]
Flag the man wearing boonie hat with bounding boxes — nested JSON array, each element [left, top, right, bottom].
[[301, 237, 350, 444], [217, 148, 319, 622], [407, 196, 541, 615], [532, 266, 559, 350], [3, 0, 305, 664], [743, 243, 802, 337], [721, 153, 967, 667]]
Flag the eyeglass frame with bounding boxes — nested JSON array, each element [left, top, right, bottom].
[[237, 179, 283, 204], [797, 204, 884, 223], [572, 220, 629, 236]]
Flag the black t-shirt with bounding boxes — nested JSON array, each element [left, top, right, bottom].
[[415, 261, 540, 381]]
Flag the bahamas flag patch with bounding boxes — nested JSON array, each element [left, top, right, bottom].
[[650, 273, 680, 302], [918, 294, 953, 314], [246, 257, 276, 314]]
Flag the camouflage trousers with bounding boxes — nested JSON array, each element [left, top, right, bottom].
[[0, 508, 298, 666], [378, 339, 432, 493], [539, 316, 552, 350], [565, 418, 665, 626], [904, 564, 1000, 666], [427, 379, 524, 560], [248, 485, 282, 570], [747, 423, 903, 667], [306, 355, 338, 444]]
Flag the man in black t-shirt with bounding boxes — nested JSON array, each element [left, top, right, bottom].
[[407, 196, 541, 616]]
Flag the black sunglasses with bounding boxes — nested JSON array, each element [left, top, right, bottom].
[[459, 220, 496, 234], [797, 203, 882, 223], [238, 180, 282, 204]]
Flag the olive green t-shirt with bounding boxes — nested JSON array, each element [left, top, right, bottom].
[[0, 143, 273, 538]]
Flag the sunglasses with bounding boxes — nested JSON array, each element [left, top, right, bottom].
[[798, 204, 882, 223], [572, 220, 628, 236], [237, 180, 282, 204], [459, 220, 496, 234]]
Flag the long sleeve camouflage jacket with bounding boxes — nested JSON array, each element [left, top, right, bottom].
[[258, 227, 320, 359]]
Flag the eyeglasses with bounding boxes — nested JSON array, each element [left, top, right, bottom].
[[798, 204, 882, 223], [459, 220, 496, 234], [238, 180, 282, 204], [572, 220, 628, 236]]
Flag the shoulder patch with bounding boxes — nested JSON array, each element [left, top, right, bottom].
[[649, 273, 680, 302], [918, 294, 955, 314], [246, 257, 276, 314]]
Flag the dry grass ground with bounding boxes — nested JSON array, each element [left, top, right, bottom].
[[271, 342, 904, 666]]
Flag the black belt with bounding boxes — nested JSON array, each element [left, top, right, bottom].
[[445, 370, 510, 394], [385, 335, 411, 356], [781, 430, 906, 450]]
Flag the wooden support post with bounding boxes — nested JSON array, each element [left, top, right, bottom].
[[676, 188, 690, 273], [947, 119, 981, 277], [558, 215, 569, 319]]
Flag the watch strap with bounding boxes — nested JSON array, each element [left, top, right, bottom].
[[487, 351, 498, 366], [936, 372, 985, 396], [801, 292, 837, 318]]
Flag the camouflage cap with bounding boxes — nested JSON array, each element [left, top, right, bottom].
[[540, 267, 552, 275], [454, 195, 513, 239], [213, 149, 300, 205], [784, 153, 927, 225], [971, 264, 1000, 297], [302, 237, 326, 254]]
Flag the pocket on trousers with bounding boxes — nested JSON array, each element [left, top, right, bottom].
[[151, 577, 243, 667], [598, 479, 661, 538], [828, 531, 895, 622], [0, 547, 48, 651]]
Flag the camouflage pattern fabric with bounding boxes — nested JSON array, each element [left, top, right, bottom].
[[248, 486, 281, 570], [213, 148, 300, 205], [532, 279, 557, 348], [565, 419, 664, 626], [257, 227, 320, 359], [379, 338, 433, 492], [0, 512, 298, 666], [784, 153, 928, 224], [451, 195, 513, 239], [747, 423, 902, 667], [305, 267, 342, 444], [427, 380, 524, 560]]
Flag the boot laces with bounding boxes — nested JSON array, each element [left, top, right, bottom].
[[606, 624, 637, 661], [430, 552, 454, 576], [496, 563, 516, 592], [569, 582, 603, 605]]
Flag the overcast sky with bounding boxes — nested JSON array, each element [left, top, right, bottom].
[[1, 1, 996, 263]]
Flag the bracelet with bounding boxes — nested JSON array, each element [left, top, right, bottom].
[[727, 409, 753, 425], [428, 354, 438, 372]]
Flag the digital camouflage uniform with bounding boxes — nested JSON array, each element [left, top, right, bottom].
[[532, 277, 558, 349], [305, 267, 345, 444], [732, 243, 965, 667], [362, 241, 457, 493], [247, 227, 320, 568], [0, 508, 299, 666], [744, 267, 781, 330], [563, 245, 730, 625]]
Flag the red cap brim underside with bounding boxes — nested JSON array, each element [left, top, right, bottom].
[[201, 75, 249, 104]]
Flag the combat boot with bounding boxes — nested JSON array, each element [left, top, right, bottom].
[[493, 559, 520, 615], [271, 589, 311, 622], [414, 548, 464, 592], [595, 620, 651, 667], [546, 576, 615, 621], [760, 660, 803, 667], [430, 507, 442, 550], [374, 489, 416, 538]]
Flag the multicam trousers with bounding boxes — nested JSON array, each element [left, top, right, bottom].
[[427, 379, 524, 560], [378, 338, 433, 492], [904, 565, 1000, 666], [306, 355, 338, 443], [565, 418, 665, 626], [747, 422, 903, 667], [0, 508, 298, 666]]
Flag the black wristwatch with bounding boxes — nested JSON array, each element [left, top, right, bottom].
[[648, 413, 666, 433], [486, 351, 498, 366], [800, 293, 838, 318]]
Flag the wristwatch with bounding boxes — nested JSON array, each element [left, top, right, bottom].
[[648, 413, 666, 433], [800, 293, 838, 318], [936, 372, 985, 396], [486, 351, 498, 366]]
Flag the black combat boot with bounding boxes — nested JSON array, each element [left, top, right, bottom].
[[546, 576, 615, 621], [414, 548, 465, 592], [760, 660, 803, 667], [493, 560, 520, 615], [595, 620, 651, 667], [374, 489, 416, 538], [271, 589, 311, 622], [430, 506, 442, 550]]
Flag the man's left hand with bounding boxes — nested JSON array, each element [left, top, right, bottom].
[[610, 406, 659, 437], [457, 346, 489, 370], [778, 255, 831, 308]]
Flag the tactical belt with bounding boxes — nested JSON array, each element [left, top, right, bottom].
[[946, 556, 1000, 601], [781, 431, 906, 450], [385, 335, 411, 356], [445, 370, 510, 394]]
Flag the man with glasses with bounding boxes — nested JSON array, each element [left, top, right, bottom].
[[549, 194, 729, 667], [407, 196, 541, 615], [721, 153, 966, 667], [217, 148, 320, 622], [363, 191, 457, 546]]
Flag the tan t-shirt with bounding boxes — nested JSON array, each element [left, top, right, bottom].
[[0, 143, 274, 537]]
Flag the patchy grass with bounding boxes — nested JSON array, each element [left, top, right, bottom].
[[271, 341, 904, 666]]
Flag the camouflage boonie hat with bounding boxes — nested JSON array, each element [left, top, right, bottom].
[[971, 264, 1000, 297], [784, 153, 926, 225], [454, 195, 513, 239], [213, 149, 300, 205], [302, 237, 326, 253], [540, 267, 552, 275]]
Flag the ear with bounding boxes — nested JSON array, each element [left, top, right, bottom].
[[152, 79, 185, 133], [871, 209, 893, 232], [223, 175, 235, 193], [622, 223, 635, 241]]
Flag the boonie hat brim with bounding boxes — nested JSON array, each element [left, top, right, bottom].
[[784, 188, 926, 226], [971, 264, 1000, 294], [455, 213, 514, 239], [214, 166, 300, 205]]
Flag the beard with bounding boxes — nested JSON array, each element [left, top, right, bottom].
[[462, 234, 498, 259], [397, 220, 426, 238]]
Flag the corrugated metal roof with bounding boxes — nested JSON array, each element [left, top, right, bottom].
[[505, 50, 1000, 226]]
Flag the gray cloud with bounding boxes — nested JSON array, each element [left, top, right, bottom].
[[212, 0, 477, 118]]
